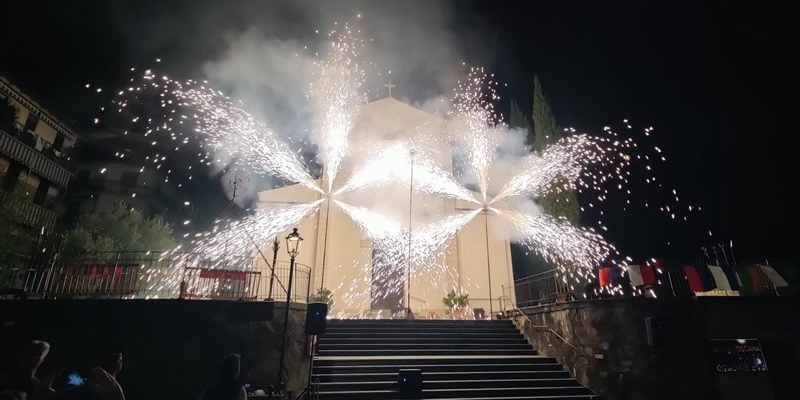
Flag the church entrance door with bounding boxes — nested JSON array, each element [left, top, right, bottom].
[[370, 248, 404, 311]]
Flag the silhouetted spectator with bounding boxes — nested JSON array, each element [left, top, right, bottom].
[[86, 354, 123, 400], [199, 354, 246, 400], [0, 340, 57, 400]]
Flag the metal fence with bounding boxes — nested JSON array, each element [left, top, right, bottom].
[[506, 261, 800, 309], [503, 269, 572, 308], [0, 251, 311, 302]]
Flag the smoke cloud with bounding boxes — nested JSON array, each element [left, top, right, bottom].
[[109, 0, 493, 204]]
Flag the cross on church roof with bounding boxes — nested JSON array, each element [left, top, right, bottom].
[[384, 80, 396, 97]]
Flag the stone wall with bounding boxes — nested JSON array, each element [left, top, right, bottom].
[[0, 300, 311, 400], [517, 297, 800, 400]]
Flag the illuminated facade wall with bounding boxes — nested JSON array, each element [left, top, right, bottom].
[[256, 97, 515, 317]]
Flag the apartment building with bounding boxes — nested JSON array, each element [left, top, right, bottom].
[[0, 75, 80, 232], [66, 132, 193, 228]]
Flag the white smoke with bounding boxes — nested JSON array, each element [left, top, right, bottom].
[[109, 0, 543, 223], [109, 0, 493, 203]]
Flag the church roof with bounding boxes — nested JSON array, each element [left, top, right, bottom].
[[358, 96, 445, 127]]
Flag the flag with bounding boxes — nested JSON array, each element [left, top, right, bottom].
[[748, 265, 770, 293], [708, 265, 732, 291], [684, 265, 704, 292], [599, 267, 612, 287], [640, 263, 657, 285], [611, 264, 626, 285], [736, 266, 755, 294], [695, 264, 716, 291], [628, 264, 644, 286], [757, 265, 789, 288]]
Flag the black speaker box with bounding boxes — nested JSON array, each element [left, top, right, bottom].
[[398, 369, 422, 398], [305, 302, 328, 335]]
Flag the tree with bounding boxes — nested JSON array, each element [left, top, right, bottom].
[[0, 96, 18, 134], [531, 75, 581, 225], [61, 202, 176, 255], [507, 98, 546, 277], [509, 99, 532, 140]]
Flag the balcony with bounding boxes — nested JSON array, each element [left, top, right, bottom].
[[11, 198, 58, 230], [0, 128, 73, 188]]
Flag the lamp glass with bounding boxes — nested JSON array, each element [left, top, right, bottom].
[[286, 228, 303, 257]]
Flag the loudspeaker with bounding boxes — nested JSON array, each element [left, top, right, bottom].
[[397, 369, 422, 398], [305, 302, 328, 335]]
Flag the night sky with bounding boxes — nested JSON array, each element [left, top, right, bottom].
[[0, 1, 792, 262]]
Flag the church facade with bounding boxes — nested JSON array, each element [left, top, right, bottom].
[[256, 97, 515, 318]]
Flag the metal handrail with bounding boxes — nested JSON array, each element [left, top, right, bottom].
[[506, 306, 581, 352]]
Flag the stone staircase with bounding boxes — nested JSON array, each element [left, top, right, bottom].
[[312, 319, 598, 400]]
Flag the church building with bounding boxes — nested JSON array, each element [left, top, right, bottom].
[[256, 96, 515, 318]]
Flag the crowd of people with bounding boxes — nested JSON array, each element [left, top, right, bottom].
[[0, 341, 123, 400], [0, 341, 247, 400]]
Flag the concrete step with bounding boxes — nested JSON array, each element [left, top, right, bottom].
[[314, 370, 572, 382], [318, 337, 528, 345], [324, 326, 518, 334], [316, 348, 538, 357], [325, 319, 514, 326], [312, 320, 595, 400], [313, 356, 559, 368], [317, 386, 594, 400], [318, 377, 583, 391], [322, 331, 524, 339], [317, 342, 533, 351]]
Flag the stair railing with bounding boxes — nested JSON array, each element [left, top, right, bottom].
[[507, 307, 602, 398]]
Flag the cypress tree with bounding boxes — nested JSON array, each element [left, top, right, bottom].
[[531, 75, 581, 226]]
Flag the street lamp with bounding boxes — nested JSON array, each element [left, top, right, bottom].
[[407, 149, 416, 310], [483, 206, 494, 317], [277, 228, 302, 388], [286, 227, 303, 258]]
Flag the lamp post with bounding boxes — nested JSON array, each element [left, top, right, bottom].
[[277, 228, 303, 388], [407, 149, 416, 310], [319, 198, 332, 291], [483, 206, 494, 317]]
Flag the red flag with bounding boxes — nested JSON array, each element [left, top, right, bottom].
[[748, 265, 769, 293], [640, 263, 656, 285], [684, 265, 704, 292], [599, 267, 612, 287]]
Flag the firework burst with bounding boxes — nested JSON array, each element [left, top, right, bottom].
[[91, 21, 697, 305]]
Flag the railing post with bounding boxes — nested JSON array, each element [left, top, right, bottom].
[[306, 266, 311, 303]]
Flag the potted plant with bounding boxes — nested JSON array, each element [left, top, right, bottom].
[[309, 287, 334, 310], [442, 290, 469, 319]]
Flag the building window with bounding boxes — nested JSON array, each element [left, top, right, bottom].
[[23, 112, 38, 132], [53, 132, 65, 151], [33, 181, 50, 206], [120, 171, 139, 187]]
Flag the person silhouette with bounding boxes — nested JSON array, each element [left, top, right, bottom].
[[87, 353, 124, 400], [0, 340, 54, 400], [199, 354, 246, 400]]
